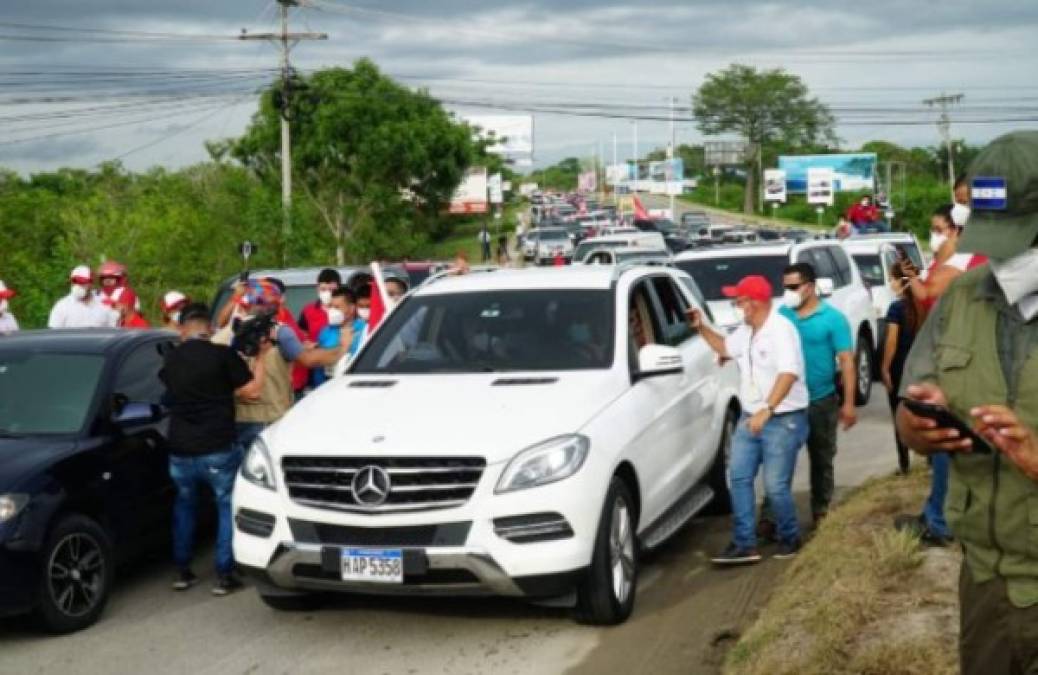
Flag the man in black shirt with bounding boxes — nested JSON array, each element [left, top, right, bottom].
[[160, 303, 265, 596]]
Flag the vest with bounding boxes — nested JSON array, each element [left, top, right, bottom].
[[214, 326, 294, 425], [935, 267, 1038, 608]]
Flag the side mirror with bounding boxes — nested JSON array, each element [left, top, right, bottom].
[[113, 402, 166, 429], [817, 278, 835, 297], [634, 345, 684, 382]]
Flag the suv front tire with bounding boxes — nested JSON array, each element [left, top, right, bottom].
[[574, 477, 638, 625]]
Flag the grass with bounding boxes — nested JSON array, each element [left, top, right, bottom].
[[724, 469, 960, 675]]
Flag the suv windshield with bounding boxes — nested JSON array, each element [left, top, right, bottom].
[[676, 255, 788, 300], [538, 229, 569, 241], [0, 352, 105, 435], [351, 290, 615, 374]]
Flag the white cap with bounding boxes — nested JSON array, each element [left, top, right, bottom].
[[70, 265, 92, 283], [161, 291, 188, 312], [951, 203, 971, 228]]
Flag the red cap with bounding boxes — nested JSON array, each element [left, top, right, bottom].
[[98, 260, 127, 279], [721, 275, 773, 302]]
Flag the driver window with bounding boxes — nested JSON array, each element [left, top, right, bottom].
[[114, 342, 167, 406], [650, 277, 694, 346], [628, 283, 660, 353]]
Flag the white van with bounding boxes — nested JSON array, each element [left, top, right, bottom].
[[573, 233, 667, 263]]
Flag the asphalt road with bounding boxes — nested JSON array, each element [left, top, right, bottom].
[[0, 394, 900, 675]]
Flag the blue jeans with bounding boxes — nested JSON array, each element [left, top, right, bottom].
[[169, 447, 243, 576], [729, 411, 809, 550], [234, 422, 267, 454], [922, 452, 952, 538]]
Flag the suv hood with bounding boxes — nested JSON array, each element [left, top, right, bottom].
[[0, 437, 78, 491], [266, 372, 623, 464]]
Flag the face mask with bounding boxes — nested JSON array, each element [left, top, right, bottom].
[[991, 248, 1038, 307], [861, 199, 869, 206], [357, 308, 371, 321], [71, 284, 89, 301], [782, 289, 804, 310], [170, 311, 181, 325], [951, 204, 971, 228], [318, 289, 333, 307], [929, 232, 949, 253], [733, 307, 747, 324], [326, 308, 346, 327]]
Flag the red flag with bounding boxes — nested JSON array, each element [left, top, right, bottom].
[[367, 262, 391, 331], [633, 195, 650, 221]]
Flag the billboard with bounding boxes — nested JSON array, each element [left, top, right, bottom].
[[606, 163, 635, 186], [464, 115, 534, 159], [577, 170, 598, 193], [778, 153, 877, 194], [807, 168, 835, 206], [449, 167, 488, 215], [763, 169, 787, 203]]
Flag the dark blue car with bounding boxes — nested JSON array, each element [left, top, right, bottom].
[[0, 329, 177, 633]]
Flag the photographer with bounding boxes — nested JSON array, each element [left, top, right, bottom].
[[215, 280, 349, 451], [160, 303, 266, 596]]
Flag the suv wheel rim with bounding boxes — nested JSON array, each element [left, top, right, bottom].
[[48, 533, 105, 618], [609, 497, 635, 604], [858, 347, 871, 396]]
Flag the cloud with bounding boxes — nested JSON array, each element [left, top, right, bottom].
[[0, 136, 100, 162], [0, 0, 1036, 171]]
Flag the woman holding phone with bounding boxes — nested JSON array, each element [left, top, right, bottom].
[[882, 261, 925, 474]]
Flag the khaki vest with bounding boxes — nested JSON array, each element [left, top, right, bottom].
[[935, 267, 1038, 607], [214, 326, 294, 425]]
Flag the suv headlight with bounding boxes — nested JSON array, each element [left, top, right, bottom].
[[495, 435, 590, 494], [0, 494, 29, 523], [241, 438, 276, 491]]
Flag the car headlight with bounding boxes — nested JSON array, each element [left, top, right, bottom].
[[241, 438, 276, 491], [0, 494, 29, 523], [495, 435, 590, 494]]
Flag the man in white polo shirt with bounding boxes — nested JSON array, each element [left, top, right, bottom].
[[48, 265, 117, 329], [687, 274, 810, 564]]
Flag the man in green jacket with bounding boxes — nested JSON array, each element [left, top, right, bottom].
[[896, 130, 1038, 674]]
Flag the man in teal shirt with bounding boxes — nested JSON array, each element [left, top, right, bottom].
[[772, 261, 858, 524]]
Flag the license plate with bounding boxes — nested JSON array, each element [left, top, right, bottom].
[[340, 548, 404, 584]]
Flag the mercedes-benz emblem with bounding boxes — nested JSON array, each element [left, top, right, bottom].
[[352, 465, 391, 507]]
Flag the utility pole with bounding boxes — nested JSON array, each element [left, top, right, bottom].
[[612, 132, 618, 204], [923, 92, 964, 196], [240, 0, 327, 257]]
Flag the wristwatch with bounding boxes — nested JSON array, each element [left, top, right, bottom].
[[766, 405, 776, 415]]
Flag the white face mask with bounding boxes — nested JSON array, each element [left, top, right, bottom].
[[326, 308, 346, 327], [991, 248, 1038, 307], [170, 311, 181, 325], [951, 204, 971, 228], [733, 306, 747, 324], [318, 289, 333, 307], [357, 308, 371, 321], [71, 284, 89, 301], [782, 289, 804, 310], [929, 232, 949, 253]]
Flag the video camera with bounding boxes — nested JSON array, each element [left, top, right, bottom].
[[231, 310, 277, 358]]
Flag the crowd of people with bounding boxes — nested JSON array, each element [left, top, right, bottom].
[[690, 130, 1038, 674]]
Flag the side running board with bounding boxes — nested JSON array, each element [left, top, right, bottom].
[[640, 483, 714, 551]]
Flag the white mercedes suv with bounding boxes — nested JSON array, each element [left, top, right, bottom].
[[233, 265, 739, 625]]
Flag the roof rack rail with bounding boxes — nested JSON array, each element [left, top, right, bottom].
[[417, 265, 502, 290], [609, 259, 674, 282]]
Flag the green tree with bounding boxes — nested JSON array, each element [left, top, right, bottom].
[[692, 64, 836, 214], [230, 59, 480, 264]]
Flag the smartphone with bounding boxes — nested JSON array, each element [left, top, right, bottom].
[[902, 399, 993, 454]]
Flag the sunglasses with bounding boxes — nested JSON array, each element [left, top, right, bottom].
[[783, 282, 809, 291]]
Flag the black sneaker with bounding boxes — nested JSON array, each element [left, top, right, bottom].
[[711, 543, 763, 566], [172, 569, 199, 591], [212, 574, 244, 597], [756, 518, 778, 544], [773, 539, 802, 559]]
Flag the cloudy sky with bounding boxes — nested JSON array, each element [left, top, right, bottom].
[[2, 0, 1037, 174]]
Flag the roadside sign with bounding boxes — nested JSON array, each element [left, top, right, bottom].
[[807, 168, 835, 206], [763, 169, 787, 203], [450, 167, 489, 215]]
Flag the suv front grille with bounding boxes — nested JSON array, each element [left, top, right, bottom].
[[282, 456, 486, 514]]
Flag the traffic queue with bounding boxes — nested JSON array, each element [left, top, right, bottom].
[[0, 131, 1036, 675]]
